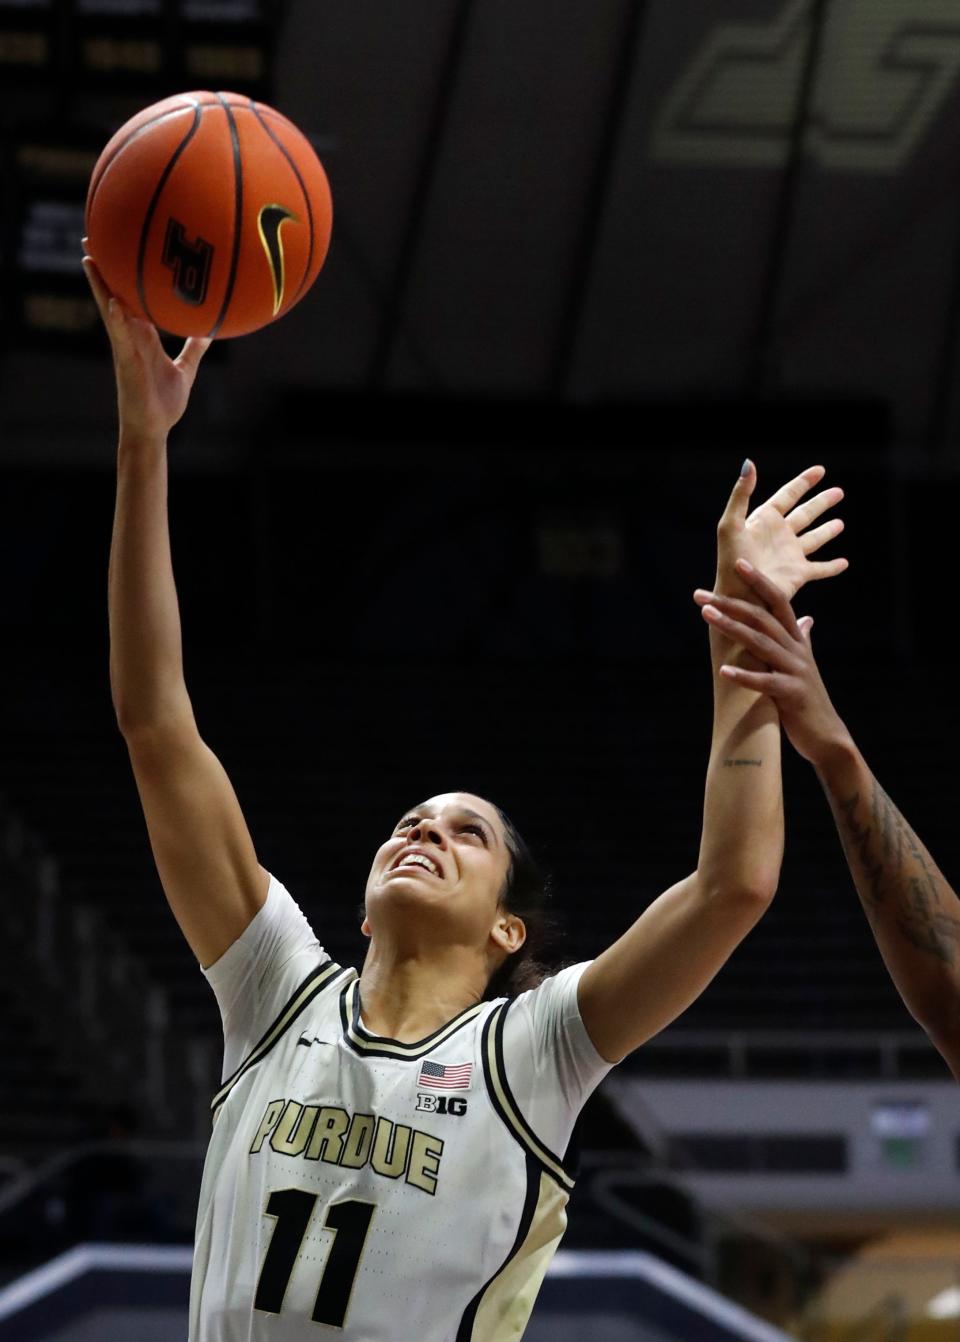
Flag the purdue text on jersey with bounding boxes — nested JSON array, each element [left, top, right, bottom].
[[250, 1098, 444, 1196]]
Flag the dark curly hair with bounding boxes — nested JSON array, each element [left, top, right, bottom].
[[482, 802, 561, 1001]]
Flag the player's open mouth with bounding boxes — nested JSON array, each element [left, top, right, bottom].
[[391, 849, 442, 878]]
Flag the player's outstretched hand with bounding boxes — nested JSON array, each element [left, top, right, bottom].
[[82, 241, 211, 443], [694, 560, 853, 766], [715, 460, 848, 601]]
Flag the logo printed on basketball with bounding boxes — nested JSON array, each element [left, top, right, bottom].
[[257, 204, 297, 316], [162, 218, 214, 307]]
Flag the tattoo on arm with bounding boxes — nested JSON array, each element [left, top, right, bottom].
[[835, 785, 960, 968], [723, 759, 763, 768]]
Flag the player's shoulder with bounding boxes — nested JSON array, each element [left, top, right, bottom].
[[501, 961, 592, 1020]]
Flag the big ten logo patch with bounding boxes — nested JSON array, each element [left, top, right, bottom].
[[416, 1094, 468, 1117]]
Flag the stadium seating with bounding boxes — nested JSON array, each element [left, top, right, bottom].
[[0, 651, 950, 1160]]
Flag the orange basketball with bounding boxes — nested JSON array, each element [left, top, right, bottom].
[[85, 91, 333, 339]]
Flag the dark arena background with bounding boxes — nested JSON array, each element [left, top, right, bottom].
[[0, 2, 958, 1339]]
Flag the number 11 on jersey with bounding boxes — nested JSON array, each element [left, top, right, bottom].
[[255, 1190, 377, 1326]]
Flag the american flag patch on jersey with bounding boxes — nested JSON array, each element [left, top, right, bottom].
[[418, 1060, 472, 1090]]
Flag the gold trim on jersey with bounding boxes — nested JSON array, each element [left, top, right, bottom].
[[481, 1002, 575, 1193], [211, 960, 350, 1116], [463, 1168, 568, 1341], [339, 978, 485, 1060]]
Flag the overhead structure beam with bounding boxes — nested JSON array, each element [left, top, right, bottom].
[[366, 0, 478, 392], [746, 0, 832, 395], [548, 0, 649, 401]]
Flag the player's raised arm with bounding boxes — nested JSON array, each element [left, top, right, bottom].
[[695, 563, 960, 1082], [84, 249, 269, 968], [578, 463, 847, 1063]]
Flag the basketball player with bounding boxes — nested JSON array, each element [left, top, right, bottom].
[[693, 564, 960, 1083], [83, 251, 847, 1339]]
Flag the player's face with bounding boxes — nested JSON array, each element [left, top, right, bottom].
[[364, 792, 513, 946]]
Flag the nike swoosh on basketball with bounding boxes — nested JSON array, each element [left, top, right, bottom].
[[257, 204, 297, 315]]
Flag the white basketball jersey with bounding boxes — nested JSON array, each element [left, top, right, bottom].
[[190, 876, 612, 1341]]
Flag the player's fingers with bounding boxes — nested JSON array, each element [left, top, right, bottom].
[[806, 557, 850, 581], [762, 465, 826, 517], [798, 616, 815, 642], [107, 300, 149, 366], [718, 458, 757, 529], [701, 605, 796, 668], [121, 310, 169, 364], [81, 258, 143, 362], [175, 336, 213, 376], [799, 517, 844, 556], [81, 256, 114, 323], [786, 485, 843, 535]]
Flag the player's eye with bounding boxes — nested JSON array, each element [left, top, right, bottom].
[[461, 824, 488, 845], [396, 817, 417, 831]]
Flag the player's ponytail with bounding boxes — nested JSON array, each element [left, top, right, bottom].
[[484, 805, 562, 1000]]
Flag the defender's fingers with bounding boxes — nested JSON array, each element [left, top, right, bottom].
[[693, 588, 796, 648], [733, 561, 804, 636], [701, 606, 797, 668], [787, 485, 844, 535], [718, 665, 782, 694], [799, 517, 844, 556], [762, 465, 826, 517], [719, 458, 757, 527], [174, 336, 213, 375]]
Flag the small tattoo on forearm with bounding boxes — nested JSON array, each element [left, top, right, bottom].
[[724, 758, 763, 768]]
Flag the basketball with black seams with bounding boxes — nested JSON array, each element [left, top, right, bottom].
[[84, 91, 333, 339]]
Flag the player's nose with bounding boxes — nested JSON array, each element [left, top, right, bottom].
[[407, 818, 447, 848]]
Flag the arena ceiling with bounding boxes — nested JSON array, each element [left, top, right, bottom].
[[4, 0, 960, 461]]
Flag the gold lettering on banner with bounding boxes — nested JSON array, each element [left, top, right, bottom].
[[18, 146, 98, 181], [0, 33, 48, 66], [83, 38, 161, 73], [24, 296, 99, 334], [186, 44, 263, 79]]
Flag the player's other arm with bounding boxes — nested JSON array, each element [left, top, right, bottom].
[[578, 464, 847, 1063], [701, 565, 960, 1082], [578, 601, 782, 1061], [85, 251, 269, 969]]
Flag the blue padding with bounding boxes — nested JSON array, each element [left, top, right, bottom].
[[0, 1267, 189, 1342], [543, 1277, 776, 1342]]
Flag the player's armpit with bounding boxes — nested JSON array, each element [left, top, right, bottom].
[[577, 873, 770, 1063], [123, 719, 270, 967]]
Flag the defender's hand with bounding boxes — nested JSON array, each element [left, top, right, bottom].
[[716, 460, 848, 601], [694, 561, 853, 766], [83, 245, 210, 443]]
